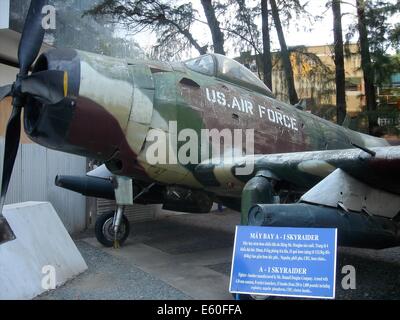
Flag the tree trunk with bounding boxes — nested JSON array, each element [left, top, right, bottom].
[[200, 0, 225, 55], [332, 0, 347, 125], [261, 0, 273, 90], [173, 22, 208, 55], [269, 0, 298, 105], [356, 0, 378, 133]]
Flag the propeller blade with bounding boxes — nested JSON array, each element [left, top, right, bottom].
[[0, 107, 22, 211], [0, 216, 16, 244], [0, 105, 18, 243], [0, 0, 47, 244], [0, 85, 12, 101], [18, 0, 48, 75], [21, 70, 68, 105]]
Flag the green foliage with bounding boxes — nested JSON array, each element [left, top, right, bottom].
[[278, 46, 336, 106], [275, 0, 318, 30], [365, 0, 400, 86], [10, 0, 144, 59], [346, 0, 400, 87], [389, 23, 400, 49], [223, 0, 261, 56], [374, 53, 400, 86], [224, 0, 316, 56], [85, 0, 206, 60], [348, 107, 400, 136]]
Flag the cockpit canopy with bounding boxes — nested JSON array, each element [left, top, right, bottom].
[[184, 54, 273, 97]]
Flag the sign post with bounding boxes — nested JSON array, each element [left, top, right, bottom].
[[230, 226, 337, 299]]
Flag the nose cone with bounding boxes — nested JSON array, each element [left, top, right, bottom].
[[30, 48, 81, 100], [24, 48, 80, 149], [22, 48, 135, 164]]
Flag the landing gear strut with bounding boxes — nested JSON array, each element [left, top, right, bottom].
[[241, 170, 278, 225], [236, 170, 279, 301], [112, 205, 125, 248], [94, 178, 156, 248], [94, 209, 130, 248]]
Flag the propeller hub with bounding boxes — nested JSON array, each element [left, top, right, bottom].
[[24, 48, 80, 145], [10, 76, 25, 106]]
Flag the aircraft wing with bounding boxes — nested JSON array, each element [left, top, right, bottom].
[[195, 146, 400, 218], [196, 146, 400, 248], [196, 146, 400, 194]]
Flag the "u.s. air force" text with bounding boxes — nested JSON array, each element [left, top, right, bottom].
[[205, 88, 298, 132]]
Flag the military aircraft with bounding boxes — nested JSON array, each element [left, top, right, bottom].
[[1, 0, 400, 250]]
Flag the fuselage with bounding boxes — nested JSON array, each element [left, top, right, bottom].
[[23, 48, 389, 198]]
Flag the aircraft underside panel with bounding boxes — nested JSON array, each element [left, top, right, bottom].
[[301, 169, 400, 219]]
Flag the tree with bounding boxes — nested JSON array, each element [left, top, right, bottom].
[[225, 0, 261, 53], [270, 0, 299, 105], [363, 0, 400, 86], [86, 0, 230, 58], [332, 0, 347, 125], [356, 0, 377, 116], [283, 46, 336, 111], [85, 0, 207, 59], [261, 0, 273, 89], [344, 0, 399, 134], [225, 0, 314, 93], [200, 0, 225, 55], [390, 23, 400, 49]]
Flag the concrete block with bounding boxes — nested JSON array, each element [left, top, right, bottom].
[[0, 202, 87, 299]]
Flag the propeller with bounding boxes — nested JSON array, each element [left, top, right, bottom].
[[0, 0, 68, 244], [21, 70, 68, 105]]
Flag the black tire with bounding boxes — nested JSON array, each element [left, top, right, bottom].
[[95, 211, 130, 247]]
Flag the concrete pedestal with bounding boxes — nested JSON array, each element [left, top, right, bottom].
[[0, 202, 87, 299]]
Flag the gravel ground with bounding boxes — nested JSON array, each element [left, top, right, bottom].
[[37, 210, 400, 300], [335, 246, 400, 300], [36, 240, 190, 300]]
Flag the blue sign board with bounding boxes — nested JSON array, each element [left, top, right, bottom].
[[230, 226, 337, 299]]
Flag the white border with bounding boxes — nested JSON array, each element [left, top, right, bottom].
[[228, 226, 239, 293], [229, 226, 338, 300], [332, 228, 338, 299]]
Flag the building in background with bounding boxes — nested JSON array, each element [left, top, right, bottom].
[[378, 73, 400, 109], [375, 72, 400, 133], [239, 44, 366, 121], [0, 0, 153, 234], [241, 45, 400, 124]]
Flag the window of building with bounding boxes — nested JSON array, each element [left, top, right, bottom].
[[391, 73, 400, 87], [345, 77, 361, 91]]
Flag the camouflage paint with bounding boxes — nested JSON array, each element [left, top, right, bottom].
[[23, 49, 393, 200]]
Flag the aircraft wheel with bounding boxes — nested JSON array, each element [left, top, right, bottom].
[[95, 211, 130, 247]]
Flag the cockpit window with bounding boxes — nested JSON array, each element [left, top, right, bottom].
[[184, 53, 273, 97], [214, 54, 272, 96], [184, 55, 215, 75]]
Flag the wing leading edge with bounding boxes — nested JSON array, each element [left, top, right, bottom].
[[195, 146, 400, 195]]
